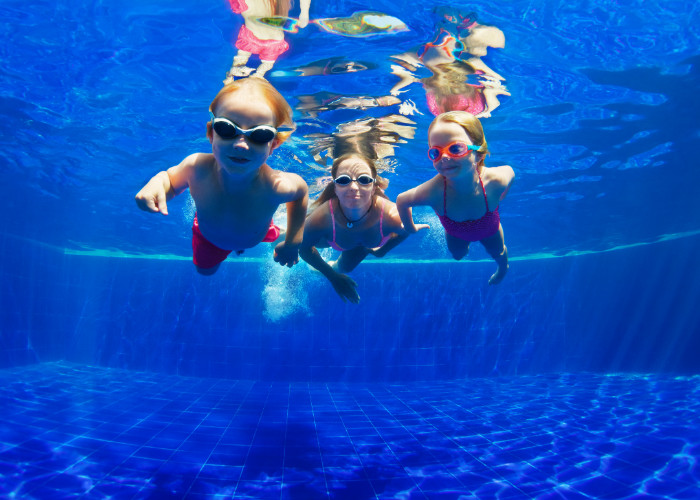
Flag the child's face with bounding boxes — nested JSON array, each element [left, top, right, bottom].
[[429, 120, 476, 178], [334, 158, 375, 210], [209, 89, 280, 175]]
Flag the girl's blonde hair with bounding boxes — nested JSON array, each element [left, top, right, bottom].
[[208, 78, 295, 144]]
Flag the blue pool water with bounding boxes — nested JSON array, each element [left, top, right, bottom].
[[2, 0, 700, 498]]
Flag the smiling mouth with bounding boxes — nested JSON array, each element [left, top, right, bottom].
[[228, 156, 249, 164]]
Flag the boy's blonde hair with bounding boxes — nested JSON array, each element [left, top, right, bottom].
[[429, 111, 490, 157], [208, 78, 295, 144]]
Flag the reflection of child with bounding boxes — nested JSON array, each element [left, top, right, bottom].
[[391, 27, 509, 118], [397, 111, 514, 285], [225, 0, 311, 82], [135, 78, 308, 275]]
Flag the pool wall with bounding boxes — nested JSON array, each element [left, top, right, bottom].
[[2, 234, 699, 381]]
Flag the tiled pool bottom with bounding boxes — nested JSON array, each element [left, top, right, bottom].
[[1, 364, 698, 500]]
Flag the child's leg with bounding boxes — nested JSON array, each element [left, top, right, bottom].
[[224, 51, 254, 83], [480, 224, 508, 285], [196, 263, 221, 276], [253, 60, 275, 79], [233, 50, 251, 67], [336, 247, 371, 273], [446, 232, 470, 260]]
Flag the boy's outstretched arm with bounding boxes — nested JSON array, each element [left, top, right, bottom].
[[135, 171, 174, 215], [273, 175, 308, 267], [134, 154, 196, 215]]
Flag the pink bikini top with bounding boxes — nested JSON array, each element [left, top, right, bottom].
[[328, 197, 391, 252], [436, 175, 500, 242]]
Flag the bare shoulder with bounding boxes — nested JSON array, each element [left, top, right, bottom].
[[172, 152, 214, 177], [307, 200, 331, 227], [265, 168, 308, 201], [166, 153, 214, 192], [483, 165, 515, 201], [483, 165, 514, 187], [302, 200, 332, 243]]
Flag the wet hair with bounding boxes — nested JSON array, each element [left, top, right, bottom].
[[207, 78, 295, 144], [312, 153, 389, 209], [271, 0, 292, 17], [429, 110, 490, 159]]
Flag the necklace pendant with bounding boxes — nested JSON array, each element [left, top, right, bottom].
[[346, 222, 353, 228]]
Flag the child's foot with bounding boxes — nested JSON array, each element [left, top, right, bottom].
[[224, 65, 254, 83], [488, 245, 508, 285], [488, 264, 508, 285]]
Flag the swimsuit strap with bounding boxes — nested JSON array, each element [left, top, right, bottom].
[[329, 199, 338, 247], [443, 173, 491, 216], [478, 173, 490, 212], [379, 197, 385, 239], [442, 175, 448, 216]]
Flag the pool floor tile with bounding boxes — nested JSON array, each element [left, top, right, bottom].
[[1, 362, 698, 499]]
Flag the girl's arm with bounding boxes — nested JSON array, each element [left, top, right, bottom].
[[478, 87, 511, 119], [396, 182, 433, 233], [389, 64, 418, 95], [134, 154, 197, 215], [299, 210, 360, 303], [369, 202, 429, 258], [298, 0, 311, 28]]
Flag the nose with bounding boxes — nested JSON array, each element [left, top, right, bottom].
[[232, 134, 250, 148]]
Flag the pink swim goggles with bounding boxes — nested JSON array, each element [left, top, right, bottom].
[[428, 141, 480, 161]]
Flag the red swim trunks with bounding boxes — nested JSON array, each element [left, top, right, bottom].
[[235, 24, 289, 61], [191, 214, 281, 268]]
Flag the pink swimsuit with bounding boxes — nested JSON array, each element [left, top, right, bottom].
[[228, 0, 289, 61], [228, 0, 248, 14], [328, 198, 392, 252], [426, 90, 486, 116], [436, 175, 500, 242]]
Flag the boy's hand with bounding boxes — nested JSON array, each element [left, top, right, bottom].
[[135, 178, 169, 215], [273, 242, 300, 267]]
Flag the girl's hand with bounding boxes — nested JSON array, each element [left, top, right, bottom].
[[329, 273, 360, 304]]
